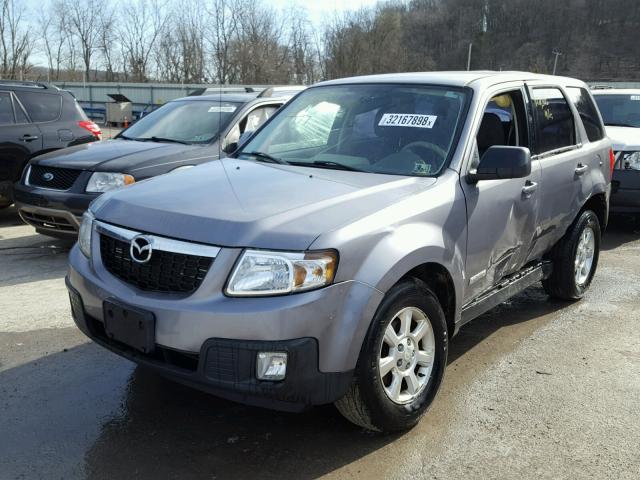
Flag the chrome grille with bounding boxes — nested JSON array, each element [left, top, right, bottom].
[[96, 222, 219, 294]]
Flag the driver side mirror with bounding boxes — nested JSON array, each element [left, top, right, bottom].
[[467, 146, 531, 183]]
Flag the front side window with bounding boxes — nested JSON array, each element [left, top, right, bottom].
[[223, 104, 280, 150], [0, 93, 14, 125], [530, 87, 576, 154], [566, 87, 605, 142], [123, 100, 241, 144], [14, 92, 61, 122], [471, 90, 528, 170], [593, 93, 640, 129], [238, 84, 469, 176]]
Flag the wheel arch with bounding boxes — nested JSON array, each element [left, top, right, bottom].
[[399, 263, 457, 339], [581, 192, 608, 231]]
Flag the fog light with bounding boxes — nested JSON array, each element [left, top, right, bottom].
[[256, 352, 287, 381]]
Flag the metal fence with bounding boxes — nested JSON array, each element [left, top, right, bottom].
[[54, 82, 271, 122]]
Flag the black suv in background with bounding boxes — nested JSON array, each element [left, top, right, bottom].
[[14, 90, 297, 237], [0, 81, 101, 208]]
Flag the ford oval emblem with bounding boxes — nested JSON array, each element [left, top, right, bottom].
[[42, 172, 54, 182]]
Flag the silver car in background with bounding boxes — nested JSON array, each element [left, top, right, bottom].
[[67, 72, 611, 432]]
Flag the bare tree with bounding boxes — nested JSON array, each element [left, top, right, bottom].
[[62, 0, 104, 81], [119, 0, 168, 82], [0, 0, 35, 79], [204, 0, 240, 84], [99, 6, 119, 81]]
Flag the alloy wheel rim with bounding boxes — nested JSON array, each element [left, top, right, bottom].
[[378, 306, 435, 405], [575, 226, 595, 286]]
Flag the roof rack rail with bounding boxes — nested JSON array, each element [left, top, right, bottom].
[[0, 79, 50, 89], [590, 84, 612, 90]]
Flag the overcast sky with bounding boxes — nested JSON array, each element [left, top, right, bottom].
[[268, 0, 382, 26]]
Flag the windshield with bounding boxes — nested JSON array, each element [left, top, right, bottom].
[[122, 100, 241, 144], [237, 84, 468, 176], [593, 94, 640, 128]]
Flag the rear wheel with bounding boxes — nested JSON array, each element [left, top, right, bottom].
[[543, 210, 601, 300], [335, 278, 448, 432]]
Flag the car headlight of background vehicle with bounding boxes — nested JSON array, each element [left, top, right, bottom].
[[623, 152, 640, 170], [226, 250, 338, 296], [85, 172, 135, 192], [78, 210, 94, 257]]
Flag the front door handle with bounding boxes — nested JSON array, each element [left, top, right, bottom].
[[575, 163, 589, 175], [522, 180, 538, 196], [20, 134, 39, 142]]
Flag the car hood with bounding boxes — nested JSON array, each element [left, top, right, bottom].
[[93, 158, 436, 250], [606, 126, 640, 151], [31, 139, 219, 174]]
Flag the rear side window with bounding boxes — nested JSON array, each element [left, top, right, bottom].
[[0, 92, 14, 125], [14, 92, 62, 122], [566, 87, 605, 142], [530, 87, 576, 154]]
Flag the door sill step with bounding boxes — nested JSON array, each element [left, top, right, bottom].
[[461, 261, 552, 325]]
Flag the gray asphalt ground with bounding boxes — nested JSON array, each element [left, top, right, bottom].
[[0, 206, 638, 480]]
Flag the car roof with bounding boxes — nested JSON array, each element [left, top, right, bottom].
[[591, 89, 640, 95], [171, 93, 291, 104], [173, 92, 259, 103], [315, 71, 586, 89]]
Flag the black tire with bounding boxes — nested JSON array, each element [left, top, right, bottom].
[[543, 210, 601, 300], [0, 203, 11, 209], [334, 278, 448, 432]]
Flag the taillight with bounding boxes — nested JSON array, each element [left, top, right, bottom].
[[609, 148, 615, 180], [78, 120, 102, 140]]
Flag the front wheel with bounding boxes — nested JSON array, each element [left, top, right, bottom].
[[543, 210, 601, 300], [335, 278, 448, 432]]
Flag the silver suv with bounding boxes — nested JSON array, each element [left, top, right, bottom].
[[66, 72, 611, 432]]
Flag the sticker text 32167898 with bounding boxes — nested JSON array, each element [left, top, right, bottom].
[[378, 113, 438, 129]]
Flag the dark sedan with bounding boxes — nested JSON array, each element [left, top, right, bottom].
[[13, 91, 293, 237]]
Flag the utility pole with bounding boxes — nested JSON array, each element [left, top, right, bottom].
[[552, 48, 563, 75], [467, 43, 473, 71]]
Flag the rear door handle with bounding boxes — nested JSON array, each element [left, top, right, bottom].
[[522, 180, 538, 196], [20, 134, 39, 142], [575, 163, 589, 175]]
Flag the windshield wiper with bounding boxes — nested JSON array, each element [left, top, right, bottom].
[[243, 151, 290, 165], [306, 160, 366, 172], [606, 122, 639, 128], [118, 134, 135, 140], [137, 136, 190, 145]]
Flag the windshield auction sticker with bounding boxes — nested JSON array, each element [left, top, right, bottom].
[[631, 96, 640, 101], [378, 113, 437, 128], [208, 106, 237, 113]]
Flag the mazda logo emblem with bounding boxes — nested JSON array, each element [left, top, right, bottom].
[[42, 172, 54, 182], [130, 235, 153, 263]]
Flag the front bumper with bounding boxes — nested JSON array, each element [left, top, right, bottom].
[[66, 238, 383, 410], [13, 180, 98, 236], [68, 279, 351, 411]]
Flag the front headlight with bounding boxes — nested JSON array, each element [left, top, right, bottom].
[[86, 172, 135, 192], [78, 210, 94, 257], [226, 249, 338, 296], [623, 152, 640, 170]]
